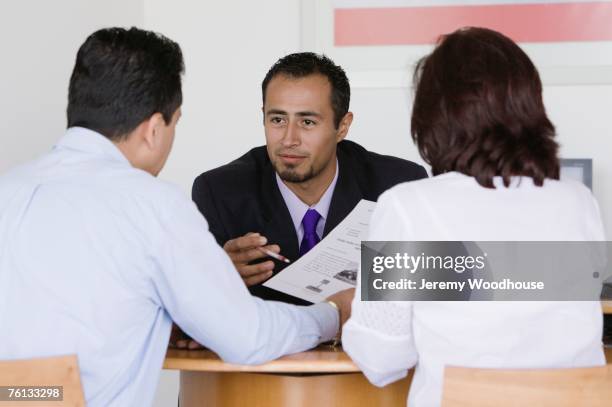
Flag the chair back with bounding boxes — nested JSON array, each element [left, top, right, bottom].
[[442, 364, 612, 407], [0, 355, 85, 406]]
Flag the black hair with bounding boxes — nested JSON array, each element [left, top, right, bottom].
[[67, 27, 184, 140]]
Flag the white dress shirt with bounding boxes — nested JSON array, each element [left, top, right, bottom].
[[0, 127, 338, 407], [342, 172, 606, 407], [275, 160, 338, 245]]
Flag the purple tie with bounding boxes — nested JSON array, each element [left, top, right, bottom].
[[299, 209, 321, 257]]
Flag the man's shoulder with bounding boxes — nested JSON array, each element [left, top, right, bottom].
[[196, 146, 268, 182], [338, 140, 427, 179], [102, 166, 190, 213], [193, 146, 269, 194]]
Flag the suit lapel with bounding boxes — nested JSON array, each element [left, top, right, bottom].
[[323, 148, 363, 237], [259, 161, 300, 261]]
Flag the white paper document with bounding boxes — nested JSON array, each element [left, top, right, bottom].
[[264, 199, 376, 303]]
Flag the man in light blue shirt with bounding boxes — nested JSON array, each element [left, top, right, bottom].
[[0, 27, 352, 406]]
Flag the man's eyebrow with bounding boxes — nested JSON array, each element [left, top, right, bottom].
[[296, 111, 322, 118], [265, 109, 287, 116], [265, 109, 323, 118]]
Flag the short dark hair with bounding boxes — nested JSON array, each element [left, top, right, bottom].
[[261, 52, 350, 128], [411, 27, 559, 188], [67, 27, 184, 140]]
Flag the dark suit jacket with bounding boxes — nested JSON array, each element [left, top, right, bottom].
[[192, 140, 428, 305]]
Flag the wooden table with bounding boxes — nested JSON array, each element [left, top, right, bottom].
[[165, 303, 612, 407], [165, 347, 612, 407], [164, 346, 412, 406]]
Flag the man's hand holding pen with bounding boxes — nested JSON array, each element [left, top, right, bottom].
[[223, 232, 288, 286]]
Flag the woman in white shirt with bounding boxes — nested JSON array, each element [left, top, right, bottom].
[[342, 27, 606, 406]]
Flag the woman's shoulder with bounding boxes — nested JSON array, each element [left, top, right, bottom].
[[539, 178, 597, 208], [382, 171, 475, 198]]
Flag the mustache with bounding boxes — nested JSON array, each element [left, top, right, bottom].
[[275, 149, 310, 157]]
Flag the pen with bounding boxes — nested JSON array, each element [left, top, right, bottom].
[[258, 247, 291, 264]]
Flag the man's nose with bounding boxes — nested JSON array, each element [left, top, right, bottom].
[[281, 120, 300, 147]]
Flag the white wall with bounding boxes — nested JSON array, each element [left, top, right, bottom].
[[0, 0, 143, 174], [0, 2, 610, 406]]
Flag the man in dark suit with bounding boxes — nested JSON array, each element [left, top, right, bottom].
[[193, 52, 427, 305]]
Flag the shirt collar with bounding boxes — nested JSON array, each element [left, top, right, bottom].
[[54, 127, 132, 166], [276, 159, 339, 232]]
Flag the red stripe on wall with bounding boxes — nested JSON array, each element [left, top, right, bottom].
[[334, 2, 612, 45]]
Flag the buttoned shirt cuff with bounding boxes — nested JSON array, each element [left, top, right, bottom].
[[309, 302, 340, 343]]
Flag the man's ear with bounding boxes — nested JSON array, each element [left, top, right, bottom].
[[336, 112, 353, 143], [142, 113, 165, 150], [261, 106, 265, 125]]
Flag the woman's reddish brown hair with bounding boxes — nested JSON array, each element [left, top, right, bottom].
[[411, 27, 559, 188]]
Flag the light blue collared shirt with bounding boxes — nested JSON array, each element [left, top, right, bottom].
[[275, 160, 339, 246], [0, 127, 338, 407]]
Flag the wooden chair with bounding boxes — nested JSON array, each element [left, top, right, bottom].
[[0, 355, 85, 406], [442, 364, 612, 407]]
